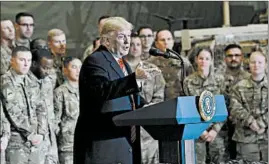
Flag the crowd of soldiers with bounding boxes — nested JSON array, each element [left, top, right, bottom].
[[0, 12, 81, 164], [0, 12, 268, 164]]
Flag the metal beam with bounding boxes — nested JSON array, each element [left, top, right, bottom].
[[215, 32, 268, 45], [223, 0, 231, 27], [174, 24, 268, 38], [175, 24, 268, 50]]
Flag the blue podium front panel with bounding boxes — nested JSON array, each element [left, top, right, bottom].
[[181, 123, 211, 140], [176, 95, 228, 125]]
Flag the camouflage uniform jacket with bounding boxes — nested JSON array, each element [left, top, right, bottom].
[[146, 55, 193, 100], [135, 61, 165, 105], [229, 76, 268, 143], [54, 81, 79, 152], [0, 99, 10, 139], [40, 74, 57, 133], [183, 71, 225, 133], [224, 68, 251, 98], [222, 68, 250, 130], [53, 54, 65, 88], [15, 39, 31, 49], [0, 69, 47, 142], [0, 44, 13, 76], [140, 52, 151, 61]]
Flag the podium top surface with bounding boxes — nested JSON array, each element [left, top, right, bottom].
[[113, 95, 228, 126]]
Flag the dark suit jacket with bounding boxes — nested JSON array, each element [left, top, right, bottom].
[[74, 45, 143, 164]]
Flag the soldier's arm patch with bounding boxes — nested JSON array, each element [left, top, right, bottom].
[[2, 84, 15, 102]]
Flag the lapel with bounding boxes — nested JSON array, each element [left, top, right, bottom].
[[98, 46, 137, 108], [100, 45, 124, 78]]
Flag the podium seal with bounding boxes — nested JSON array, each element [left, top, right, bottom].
[[199, 90, 216, 121]]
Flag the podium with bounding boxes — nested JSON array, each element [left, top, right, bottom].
[[113, 92, 228, 164]]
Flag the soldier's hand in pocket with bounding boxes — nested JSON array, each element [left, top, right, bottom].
[[28, 134, 44, 146], [250, 120, 260, 132]]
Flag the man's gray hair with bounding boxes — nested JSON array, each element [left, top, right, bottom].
[[100, 17, 133, 43]]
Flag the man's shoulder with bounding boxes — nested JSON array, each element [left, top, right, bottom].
[[56, 81, 75, 92], [234, 78, 251, 89], [54, 85, 67, 102], [241, 70, 251, 78], [1, 71, 13, 83], [26, 71, 41, 85], [0, 45, 10, 56], [1, 72, 15, 100], [146, 56, 164, 63], [55, 82, 67, 91], [84, 48, 106, 62], [141, 61, 160, 69], [83, 48, 113, 68]]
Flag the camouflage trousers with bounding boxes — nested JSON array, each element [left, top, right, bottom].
[[196, 133, 229, 164], [42, 131, 59, 164], [5, 134, 45, 164], [236, 142, 268, 162], [59, 151, 73, 164], [140, 127, 159, 164], [1, 151, 6, 164], [224, 159, 268, 164]]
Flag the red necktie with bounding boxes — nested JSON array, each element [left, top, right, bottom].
[[118, 58, 124, 70], [118, 58, 136, 143], [118, 58, 128, 76]]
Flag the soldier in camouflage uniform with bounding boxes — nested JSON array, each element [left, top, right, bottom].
[[223, 44, 251, 160], [1, 19, 16, 76], [183, 48, 226, 164], [82, 15, 110, 61], [54, 57, 82, 164], [0, 46, 46, 164], [47, 28, 67, 88], [146, 29, 193, 100], [30, 38, 48, 51], [224, 159, 268, 164], [14, 12, 35, 49], [0, 97, 10, 164], [31, 48, 59, 164], [229, 51, 268, 162], [124, 33, 165, 164], [137, 25, 155, 61]]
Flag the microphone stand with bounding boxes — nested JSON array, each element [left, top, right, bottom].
[[166, 49, 186, 96]]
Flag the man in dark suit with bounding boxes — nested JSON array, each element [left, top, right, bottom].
[[74, 17, 148, 164]]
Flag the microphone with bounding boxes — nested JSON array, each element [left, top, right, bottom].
[[149, 47, 187, 96], [149, 47, 171, 59]]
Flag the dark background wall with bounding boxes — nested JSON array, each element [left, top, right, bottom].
[[1, 1, 268, 58]]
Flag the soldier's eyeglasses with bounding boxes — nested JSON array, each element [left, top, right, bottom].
[[19, 23, 35, 27], [139, 35, 154, 39], [226, 54, 242, 58]]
